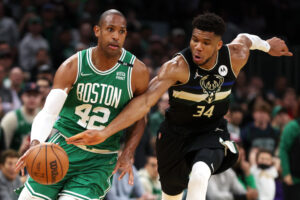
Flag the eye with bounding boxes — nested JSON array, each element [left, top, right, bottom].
[[120, 30, 125, 34], [192, 37, 198, 42], [107, 27, 113, 32]]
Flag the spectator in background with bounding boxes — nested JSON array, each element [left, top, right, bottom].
[[148, 92, 169, 138], [52, 25, 75, 69], [78, 20, 95, 47], [0, 149, 22, 200], [250, 149, 278, 200], [170, 28, 186, 50], [41, 3, 58, 52], [0, 64, 13, 114], [232, 143, 258, 197], [279, 113, 300, 200], [36, 77, 51, 108], [271, 105, 291, 133], [241, 103, 280, 154], [19, 16, 49, 71], [138, 156, 162, 200], [0, 41, 14, 78], [30, 48, 52, 82], [0, 2, 19, 48], [106, 151, 156, 200], [281, 88, 298, 119], [226, 104, 244, 142], [0, 83, 41, 151], [36, 64, 54, 83], [8, 67, 24, 110], [207, 168, 257, 200]]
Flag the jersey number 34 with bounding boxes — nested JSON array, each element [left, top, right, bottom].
[[193, 105, 214, 118]]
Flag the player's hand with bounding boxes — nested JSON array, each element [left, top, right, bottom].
[[66, 130, 108, 145], [15, 140, 40, 175], [267, 37, 293, 57], [112, 151, 134, 185], [283, 174, 293, 185]]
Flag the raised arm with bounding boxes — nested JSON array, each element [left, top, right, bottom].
[[228, 34, 293, 76], [66, 55, 189, 146]]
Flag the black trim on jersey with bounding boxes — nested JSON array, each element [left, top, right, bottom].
[[118, 60, 133, 67]]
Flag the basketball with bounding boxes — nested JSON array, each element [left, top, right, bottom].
[[25, 143, 69, 185]]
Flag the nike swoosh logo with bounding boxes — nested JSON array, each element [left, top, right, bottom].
[[81, 73, 93, 76]]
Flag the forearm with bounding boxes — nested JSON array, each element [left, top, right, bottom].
[[122, 117, 146, 157], [31, 89, 67, 143], [104, 95, 152, 139], [237, 33, 270, 52]]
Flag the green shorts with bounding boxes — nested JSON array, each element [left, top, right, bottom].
[[24, 132, 118, 200]]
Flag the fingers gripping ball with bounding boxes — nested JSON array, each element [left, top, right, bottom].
[[25, 143, 69, 185]]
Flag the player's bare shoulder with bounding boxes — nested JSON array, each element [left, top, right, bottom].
[[158, 54, 189, 84], [52, 53, 79, 90], [131, 58, 150, 95]]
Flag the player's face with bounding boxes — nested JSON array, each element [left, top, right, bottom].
[[94, 14, 127, 57], [190, 28, 222, 66]]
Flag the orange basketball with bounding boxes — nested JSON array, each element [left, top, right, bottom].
[[25, 143, 69, 185]]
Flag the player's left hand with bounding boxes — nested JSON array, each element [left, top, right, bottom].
[[267, 37, 293, 57], [66, 130, 107, 145], [112, 151, 134, 185]]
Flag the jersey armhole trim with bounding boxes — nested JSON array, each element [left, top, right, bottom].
[[73, 51, 81, 85], [172, 53, 190, 86], [127, 56, 135, 99], [226, 45, 237, 78]]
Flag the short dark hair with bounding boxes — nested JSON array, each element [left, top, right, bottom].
[[98, 9, 125, 26], [256, 148, 273, 162], [0, 149, 19, 164], [192, 13, 225, 36]]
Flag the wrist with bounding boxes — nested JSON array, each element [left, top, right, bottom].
[[30, 139, 40, 147]]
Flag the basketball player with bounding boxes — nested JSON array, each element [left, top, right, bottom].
[[67, 13, 293, 200], [15, 9, 149, 200]]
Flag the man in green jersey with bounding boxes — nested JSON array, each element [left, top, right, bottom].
[[16, 9, 149, 200]]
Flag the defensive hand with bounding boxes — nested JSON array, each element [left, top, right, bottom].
[[66, 130, 107, 145], [267, 37, 293, 57]]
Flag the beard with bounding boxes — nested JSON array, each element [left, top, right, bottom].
[[197, 51, 216, 66]]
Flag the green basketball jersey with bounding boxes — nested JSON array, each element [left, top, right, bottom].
[[54, 47, 135, 151]]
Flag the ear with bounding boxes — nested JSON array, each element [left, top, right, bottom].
[[94, 25, 100, 37], [217, 40, 223, 50]]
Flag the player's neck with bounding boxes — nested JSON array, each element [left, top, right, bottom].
[[92, 47, 121, 71]]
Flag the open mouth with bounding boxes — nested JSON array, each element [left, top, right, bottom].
[[194, 55, 202, 62]]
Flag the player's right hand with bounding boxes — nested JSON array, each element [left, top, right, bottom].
[[15, 140, 40, 175], [267, 37, 293, 57], [66, 130, 108, 145]]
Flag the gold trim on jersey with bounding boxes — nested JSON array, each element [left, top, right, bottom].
[[172, 89, 231, 103]]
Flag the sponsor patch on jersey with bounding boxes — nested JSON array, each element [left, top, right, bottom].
[[116, 71, 126, 80], [218, 65, 228, 76]]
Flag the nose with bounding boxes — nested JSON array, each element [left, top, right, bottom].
[[195, 42, 203, 52], [112, 31, 119, 41]]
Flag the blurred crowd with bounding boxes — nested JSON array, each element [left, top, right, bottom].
[[0, 0, 299, 200]]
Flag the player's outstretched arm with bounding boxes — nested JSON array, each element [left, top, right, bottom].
[[15, 54, 78, 173], [228, 34, 293, 76], [66, 56, 187, 146]]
